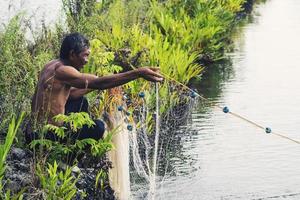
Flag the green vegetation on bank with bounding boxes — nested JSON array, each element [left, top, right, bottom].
[[0, 113, 25, 199], [0, 0, 251, 198]]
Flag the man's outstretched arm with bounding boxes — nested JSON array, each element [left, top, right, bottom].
[[55, 65, 163, 90]]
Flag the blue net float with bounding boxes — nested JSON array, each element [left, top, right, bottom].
[[190, 91, 197, 98], [127, 124, 133, 131], [117, 106, 123, 111], [138, 92, 145, 98], [265, 127, 272, 134], [127, 99, 132, 104], [126, 111, 131, 116], [223, 106, 229, 113]]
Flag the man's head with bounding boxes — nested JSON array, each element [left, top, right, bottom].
[[60, 33, 90, 69]]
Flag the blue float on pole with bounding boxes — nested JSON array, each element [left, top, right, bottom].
[[190, 91, 197, 98], [223, 106, 229, 113], [265, 127, 272, 134]]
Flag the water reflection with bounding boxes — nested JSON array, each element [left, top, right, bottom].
[[195, 60, 235, 100]]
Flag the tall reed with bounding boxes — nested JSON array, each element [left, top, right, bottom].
[[0, 113, 25, 198]]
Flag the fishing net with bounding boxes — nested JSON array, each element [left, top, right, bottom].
[[84, 55, 209, 199], [124, 81, 201, 199]]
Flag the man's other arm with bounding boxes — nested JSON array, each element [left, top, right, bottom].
[[68, 87, 93, 100]]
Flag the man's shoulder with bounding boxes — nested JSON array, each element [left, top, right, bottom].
[[41, 59, 61, 73], [44, 59, 59, 66], [53, 63, 81, 80], [40, 60, 80, 82], [43, 60, 75, 73]]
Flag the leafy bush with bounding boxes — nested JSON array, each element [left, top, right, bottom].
[[59, 0, 248, 136], [36, 161, 79, 200], [30, 112, 115, 163], [0, 15, 63, 132], [0, 113, 25, 199]]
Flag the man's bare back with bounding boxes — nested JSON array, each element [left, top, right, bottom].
[[32, 59, 73, 126]]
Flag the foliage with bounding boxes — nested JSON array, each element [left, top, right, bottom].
[[73, 127, 116, 158], [95, 169, 108, 190], [0, 112, 25, 199], [0, 15, 34, 130], [0, 14, 63, 132], [83, 39, 123, 75], [53, 112, 95, 133], [36, 161, 79, 200], [30, 110, 116, 199], [149, 0, 246, 60], [59, 0, 248, 135], [30, 112, 116, 163]]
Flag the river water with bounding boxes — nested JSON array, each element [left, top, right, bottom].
[[158, 0, 300, 199], [2, 0, 300, 199]]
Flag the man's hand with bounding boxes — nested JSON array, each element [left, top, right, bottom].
[[137, 67, 164, 82]]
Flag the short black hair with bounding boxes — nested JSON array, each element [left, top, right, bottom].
[[59, 33, 90, 59]]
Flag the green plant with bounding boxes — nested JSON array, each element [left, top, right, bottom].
[[95, 169, 108, 190], [30, 112, 91, 161], [36, 161, 79, 200], [149, 0, 245, 60], [30, 112, 116, 163], [0, 15, 34, 129], [1, 190, 24, 200], [0, 14, 62, 133], [83, 39, 122, 75], [71, 126, 117, 158], [0, 112, 25, 199]]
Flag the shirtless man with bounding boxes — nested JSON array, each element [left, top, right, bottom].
[[26, 33, 163, 143]]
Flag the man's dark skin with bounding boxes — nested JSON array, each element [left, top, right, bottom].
[[31, 47, 163, 126]]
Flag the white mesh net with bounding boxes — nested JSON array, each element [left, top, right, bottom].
[[126, 82, 200, 199]]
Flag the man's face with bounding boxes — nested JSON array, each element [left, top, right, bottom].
[[71, 48, 90, 69]]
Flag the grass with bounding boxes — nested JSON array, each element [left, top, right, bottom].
[[0, 112, 25, 199]]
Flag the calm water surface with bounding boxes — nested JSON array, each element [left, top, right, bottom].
[[159, 0, 300, 199]]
